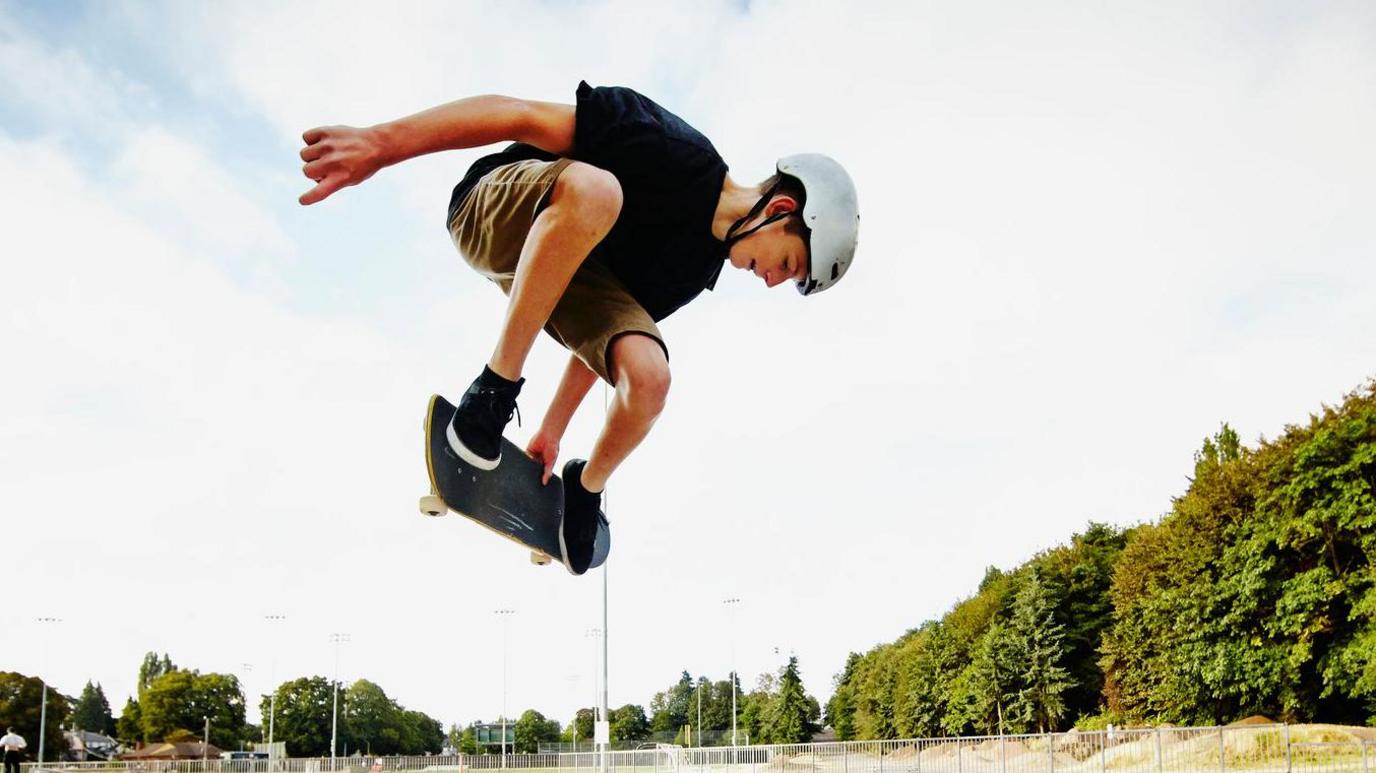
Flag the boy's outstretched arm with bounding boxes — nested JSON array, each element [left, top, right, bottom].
[[298, 95, 575, 205], [527, 354, 599, 484]]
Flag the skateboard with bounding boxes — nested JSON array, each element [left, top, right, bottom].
[[420, 394, 609, 569]]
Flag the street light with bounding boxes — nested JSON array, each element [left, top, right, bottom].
[[494, 610, 514, 767], [722, 599, 740, 753], [263, 614, 286, 766], [330, 633, 350, 769], [36, 617, 62, 765]]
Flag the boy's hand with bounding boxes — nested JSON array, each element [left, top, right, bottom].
[[526, 427, 562, 486], [298, 125, 386, 205]]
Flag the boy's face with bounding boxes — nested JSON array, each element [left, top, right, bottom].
[[726, 199, 809, 290]]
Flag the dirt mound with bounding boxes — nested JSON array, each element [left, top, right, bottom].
[[1230, 715, 1276, 726]]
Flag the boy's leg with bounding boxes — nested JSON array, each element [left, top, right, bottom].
[[580, 334, 671, 491], [446, 159, 621, 469], [558, 333, 669, 574], [488, 162, 623, 382]]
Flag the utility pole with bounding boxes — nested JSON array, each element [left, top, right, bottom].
[[722, 599, 740, 754], [263, 614, 286, 767], [494, 610, 514, 768], [330, 633, 350, 769], [36, 617, 62, 765]]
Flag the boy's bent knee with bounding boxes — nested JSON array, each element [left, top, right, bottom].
[[552, 162, 622, 229], [611, 336, 670, 417]]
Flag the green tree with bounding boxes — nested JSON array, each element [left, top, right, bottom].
[[400, 710, 444, 754], [1029, 523, 1127, 721], [344, 680, 401, 755], [649, 672, 694, 735], [513, 710, 559, 753], [116, 698, 142, 746], [459, 724, 479, 755], [71, 681, 115, 736], [1008, 572, 1072, 732], [0, 672, 70, 760], [962, 622, 1018, 734], [825, 654, 860, 740], [138, 653, 177, 693], [259, 677, 335, 757], [762, 657, 818, 743], [142, 670, 246, 747], [567, 708, 595, 743], [609, 704, 648, 742]]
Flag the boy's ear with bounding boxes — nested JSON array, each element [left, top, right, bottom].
[[765, 194, 800, 218]]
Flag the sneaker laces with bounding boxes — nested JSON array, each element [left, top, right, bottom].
[[477, 386, 521, 428]]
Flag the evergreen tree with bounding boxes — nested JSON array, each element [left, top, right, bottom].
[[824, 654, 860, 740], [964, 622, 1018, 735], [71, 681, 115, 736], [1008, 573, 1072, 732], [115, 698, 142, 746], [762, 657, 818, 744]]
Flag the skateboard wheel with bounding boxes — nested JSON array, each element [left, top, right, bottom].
[[530, 551, 552, 566], [418, 495, 446, 517]]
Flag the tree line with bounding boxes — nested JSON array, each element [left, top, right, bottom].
[[826, 382, 1375, 737], [8, 382, 1370, 752], [0, 653, 445, 759]]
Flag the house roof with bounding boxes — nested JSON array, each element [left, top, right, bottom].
[[122, 742, 223, 760]]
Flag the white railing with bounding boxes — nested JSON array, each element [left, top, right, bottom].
[[20, 725, 1375, 773]]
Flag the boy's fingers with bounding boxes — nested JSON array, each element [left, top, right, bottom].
[[299, 174, 344, 205], [300, 143, 326, 162], [302, 127, 327, 144]]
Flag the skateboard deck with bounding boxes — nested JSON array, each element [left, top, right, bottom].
[[420, 394, 609, 569]]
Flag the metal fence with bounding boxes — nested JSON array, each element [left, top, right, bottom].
[[21, 725, 1376, 773]]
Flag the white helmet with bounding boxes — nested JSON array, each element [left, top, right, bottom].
[[777, 154, 859, 295]]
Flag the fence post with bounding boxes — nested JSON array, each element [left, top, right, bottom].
[[1154, 727, 1162, 773], [956, 744, 961, 773], [1049, 733, 1055, 773], [1363, 740, 1369, 773], [1100, 729, 1106, 773], [1001, 735, 1007, 773], [1283, 723, 1291, 773], [1218, 727, 1225, 773]]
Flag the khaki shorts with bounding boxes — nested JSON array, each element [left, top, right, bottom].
[[448, 158, 665, 384]]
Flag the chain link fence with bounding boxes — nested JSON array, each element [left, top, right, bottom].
[[21, 724, 1376, 773]]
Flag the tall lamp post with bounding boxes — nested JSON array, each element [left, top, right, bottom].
[[36, 617, 62, 765], [263, 614, 286, 766], [722, 599, 740, 754], [330, 633, 350, 769], [494, 610, 514, 768]]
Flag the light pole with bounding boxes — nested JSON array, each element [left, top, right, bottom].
[[330, 633, 350, 769], [494, 609, 514, 767], [36, 617, 62, 765], [722, 599, 740, 753], [263, 614, 286, 766], [204, 716, 211, 762], [696, 679, 703, 748]]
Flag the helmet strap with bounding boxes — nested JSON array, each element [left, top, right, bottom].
[[724, 181, 793, 249]]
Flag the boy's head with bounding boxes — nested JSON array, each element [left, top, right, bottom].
[[725, 173, 810, 289], [724, 154, 859, 294]]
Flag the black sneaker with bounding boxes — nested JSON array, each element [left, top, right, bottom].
[[560, 459, 605, 575], [447, 366, 523, 470]]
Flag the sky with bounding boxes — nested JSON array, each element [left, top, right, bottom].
[[3, 0, 1375, 736]]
